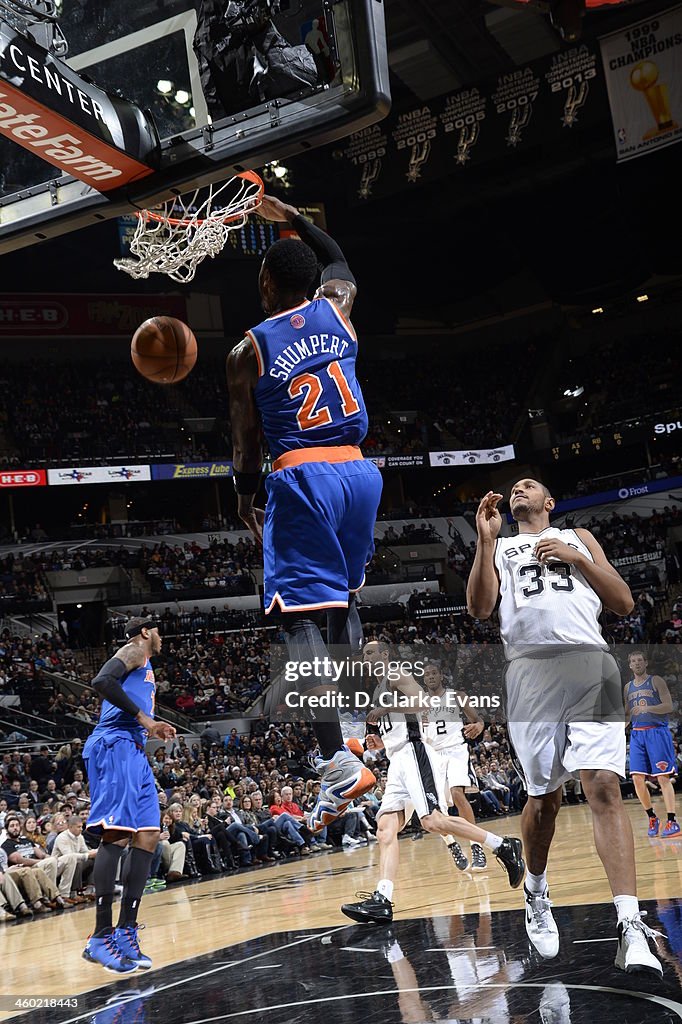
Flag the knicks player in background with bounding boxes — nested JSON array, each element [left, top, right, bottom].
[[82, 617, 175, 973], [227, 194, 381, 833], [625, 649, 679, 839], [467, 479, 663, 975]]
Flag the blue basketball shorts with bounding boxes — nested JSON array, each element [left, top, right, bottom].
[[629, 726, 677, 776], [263, 451, 383, 613], [85, 733, 160, 833]]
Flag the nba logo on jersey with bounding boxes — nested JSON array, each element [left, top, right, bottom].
[[290, 313, 306, 328], [145, 669, 155, 683]]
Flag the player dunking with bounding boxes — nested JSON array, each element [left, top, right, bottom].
[[340, 642, 524, 924], [83, 617, 175, 972], [467, 479, 663, 974], [625, 650, 679, 839], [422, 662, 488, 872], [227, 195, 381, 831]]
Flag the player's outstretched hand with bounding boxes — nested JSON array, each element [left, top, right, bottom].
[[147, 721, 177, 741], [259, 195, 298, 223], [463, 721, 484, 740], [475, 491, 503, 542]]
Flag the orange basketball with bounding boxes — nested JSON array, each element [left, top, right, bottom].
[[131, 316, 197, 384]]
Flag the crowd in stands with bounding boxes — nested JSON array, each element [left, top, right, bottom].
[[0, 339, 536, 470], [558, 330, 681, 438], [0, 554, 50, 610], [141, 539, 258, 597], [0, 633, 92, 727]]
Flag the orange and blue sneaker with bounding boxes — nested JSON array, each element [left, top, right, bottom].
[[114, 925, 152, 969], [307, 748, 376, 833], [660, 820, 681, 839], [647, 815, 660, 838], [83, 933, 138, 973]]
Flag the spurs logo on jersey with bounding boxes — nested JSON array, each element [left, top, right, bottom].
[[423, 692, 465, 751], [494, 526, 606, 658], [372, 680, 423, 759]]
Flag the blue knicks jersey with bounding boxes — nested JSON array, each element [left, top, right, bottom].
[[91, 658, 155, 745], [247, 297, 368, 459], [626, 674, 667, 729]]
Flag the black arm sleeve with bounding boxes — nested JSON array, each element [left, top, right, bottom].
[[291, 214, 357, 286], [92, 657, 141, 718]]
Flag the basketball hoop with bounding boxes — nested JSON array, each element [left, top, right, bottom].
[[114, 170, 264, 284]]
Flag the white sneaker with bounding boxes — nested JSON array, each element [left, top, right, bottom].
[[342, 835, 362, 848], [615, 912, 663, 976], [366, 833, 377, 842], [524, 886, 560, 959]]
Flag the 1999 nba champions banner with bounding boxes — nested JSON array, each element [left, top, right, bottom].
[[600, 6, 682, 162]]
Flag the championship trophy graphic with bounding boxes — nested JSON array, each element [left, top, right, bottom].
[[630, 60, 678, 140]]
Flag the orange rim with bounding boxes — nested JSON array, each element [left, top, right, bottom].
[[141, 170, 264, 227]]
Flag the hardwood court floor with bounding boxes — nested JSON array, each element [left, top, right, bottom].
[[1, 801, 681, 1018]]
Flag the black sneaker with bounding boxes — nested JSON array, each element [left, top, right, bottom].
[[471, 843, 487, 871], [449, 841, 469, 871], [341, 890, 393, 925], [495, 837, 524, 889]]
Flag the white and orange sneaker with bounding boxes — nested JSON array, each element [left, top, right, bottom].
[[307, 749, 376, 833]]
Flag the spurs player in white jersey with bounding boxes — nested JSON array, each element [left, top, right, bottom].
[[341, 640, 524, 925], [422, 662, 488, 873], [467, 479, 663, 976]]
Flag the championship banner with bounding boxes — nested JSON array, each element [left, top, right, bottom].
[[48, 466, 151, 485], [342, 43, 608, 202], [429, 445, 515, 467], [600, 7, 682, 161]]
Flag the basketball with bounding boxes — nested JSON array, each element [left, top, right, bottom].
[[131, 316, 198, 384]]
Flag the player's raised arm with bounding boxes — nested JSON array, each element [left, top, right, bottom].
[[226, 339, 264, 544], [258, 194, 357, 319], [466, 492, 503, 619]]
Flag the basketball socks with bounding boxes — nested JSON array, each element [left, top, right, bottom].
[[313, 720, 345, 761], [93, 842, 125, 936], [283, 614, 345, 759], [117, 848, 154, 929], [614, 894, 639, 924], [482, 832, 503, 852], [644, 807, 654, 819], [377, 879, 394, 901], [668, 813, 676, 822], [525, 869, 548, 895]]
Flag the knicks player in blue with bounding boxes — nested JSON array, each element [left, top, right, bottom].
[[625, 649, 679, 839], [82, 617, 176, 972], [227, 193, 382, 832]]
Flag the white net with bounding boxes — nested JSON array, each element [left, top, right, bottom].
[[114, 171, 263, 284]]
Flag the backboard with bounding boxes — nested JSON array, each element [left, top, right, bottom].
[[0, 0, 389, 253]]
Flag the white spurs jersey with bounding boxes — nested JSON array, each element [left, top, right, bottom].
[[494, 526, 606, 659], [423, 690, 465, 751], [372, 680, 425, 759]]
